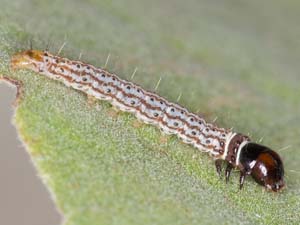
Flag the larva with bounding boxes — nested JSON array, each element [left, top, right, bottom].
[[10, 50, 285, 192]]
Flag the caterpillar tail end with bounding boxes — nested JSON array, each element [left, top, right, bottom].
[[10, 50, 44, 71]]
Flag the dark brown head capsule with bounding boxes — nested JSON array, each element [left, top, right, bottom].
[[239, 142, 285, 192]]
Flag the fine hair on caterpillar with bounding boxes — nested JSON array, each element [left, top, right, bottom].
[[10, 49, 285, 192]]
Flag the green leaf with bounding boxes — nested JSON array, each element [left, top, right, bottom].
[[1, 0, 299, 224]]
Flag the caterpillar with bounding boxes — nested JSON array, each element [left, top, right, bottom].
[[10, 50, 285, 192]]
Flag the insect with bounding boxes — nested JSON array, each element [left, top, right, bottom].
[[10, 49, 285, 192]]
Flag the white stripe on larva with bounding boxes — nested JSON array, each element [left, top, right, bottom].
[[236, 140, 250, 165], [11, 50, 233, 159], [222, 132, 236, 160]]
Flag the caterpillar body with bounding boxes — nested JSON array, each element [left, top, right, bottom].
[[10, 50, 285, 192]]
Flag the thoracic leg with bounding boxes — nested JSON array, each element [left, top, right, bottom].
[[225, 163, 233, 183], [214, 159, 223, 177], [239, 170, 246, 190]]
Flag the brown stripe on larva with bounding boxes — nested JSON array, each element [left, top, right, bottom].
[[38, 52, 231, 156], [51, 58, 227, 134], [47, 68, 227, 151]]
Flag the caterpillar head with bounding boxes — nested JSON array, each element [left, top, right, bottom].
[[239, 142, 285, 192], [10, 50, 45, 72]]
